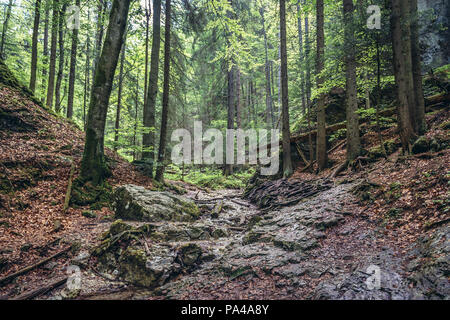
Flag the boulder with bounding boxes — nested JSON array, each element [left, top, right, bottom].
[[113, 185, 200, 222]]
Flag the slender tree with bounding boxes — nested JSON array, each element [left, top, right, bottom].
[[409, 0, 425, 134], [143, 0, 151, 107], [142, 0, 162, 177], [296, 2, 306, 115], [46, 0, 60, 109], [29, 0, 41, 93], [114, 31, 127, 152], [260, 5, 274, 128], [40, 8, 49, 101], [343, 0, 361, 161], [0, 0, 13, 59], [155, 0, 172, 182], [280, 0, 293, 177], [80, 0, 132, 185], [316, 0, 327, 170], [304, 11, 313, 166], [55, 3, 67, 113], [67, 0, 80, 119]]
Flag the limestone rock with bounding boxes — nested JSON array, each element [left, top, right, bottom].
[[113, 185, 200, 222]]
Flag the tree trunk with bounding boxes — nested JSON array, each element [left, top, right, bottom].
[[155, 0, 172, 183], [55, 3, 67, 113], [29, 0, 41, 94], [92, 0, 107, 84], [235, 67, 242, 129], [80, 0, 132, 185], [67, 0, 80, 119], [390, 0, 415, 152], [83, 34, 91, 130], [304, 13, 313, 165], [297, 3, 306, 116], [144, 0, 151, 107], [114, 32, 127, 152], [142, 0, 162, 177], [409, 0, 426, 134], [0, 0, 13, 59], [260, 6, 274, 128], [343, 0, 361, 162], [280, 0, 293, 178], [46, 0, 59, 109], [40, 8, 49, 101], [316, 0, 327, 171], [224, 66, 235, 176]]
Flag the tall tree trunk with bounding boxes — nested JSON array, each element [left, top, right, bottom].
[[235, 67, 242, 129], [260, 6, 274, 128], [29, 0, 41, 93], [114, 32, 127, 152], [0, 0, 13, 59], [224, 66, 235, 176], [142, 0, 162, 177], [304, 13, 313, 165], [40, 8, 49, 101], [280, 0, 293, 178], [55, 3, 67, 113], [155, 0, 172, 183], [409, 0, 425, 134], [390, 0, 415, 152], [316, 0, 327, 171], [92, 0, 107, 83], [83, 34, 91, 129], [297, 2, 306, 116], [46, 0, 59, 109], [67, 0, 80, 119], [133, 75, 140, 161], [343, 0, 361, 162], [144, 0, 151, 107], [80, 0, 132, 185]]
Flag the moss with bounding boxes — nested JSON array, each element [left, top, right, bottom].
[[119, 247, 158, 288], [109, 219, 133, 236], [70, 178, 112, 209]]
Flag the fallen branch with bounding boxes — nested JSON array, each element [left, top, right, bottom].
[[329, 160, 349, 179], [11, 277, 68, 300], [0, 246, 72, 287]]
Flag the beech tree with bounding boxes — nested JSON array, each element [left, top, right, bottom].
[[80, 0, 132, 185]]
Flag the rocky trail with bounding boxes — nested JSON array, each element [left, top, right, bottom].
[[21, 177, 446, 300]]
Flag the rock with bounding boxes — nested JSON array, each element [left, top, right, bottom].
[[113, 185, 200, 222], [176, 244, 203, 267], [82, 210, 97, 219], [109, 219, 133, 236], [53, 220, 62, 232], [412, 136, 430, 154], [71, 251, 90, 269]]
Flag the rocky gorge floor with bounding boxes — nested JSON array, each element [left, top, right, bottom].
[[34, 178, 448, 300]]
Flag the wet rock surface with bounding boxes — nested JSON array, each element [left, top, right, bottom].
[[49, 180, 448, 300]]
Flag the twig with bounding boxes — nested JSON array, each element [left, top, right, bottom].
[[11, 277, 68, 300]]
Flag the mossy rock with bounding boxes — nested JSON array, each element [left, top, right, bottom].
[[412, 136, 431, 154], [176, 243, 203, 267], [113, 184, 200, 222]]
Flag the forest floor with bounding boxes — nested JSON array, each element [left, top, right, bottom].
[[0, 79, 449, 299]]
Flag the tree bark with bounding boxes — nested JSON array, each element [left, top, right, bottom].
[[155, 0, 172, 183], [46, 0, 59, 109], [114, 32, 127, 152], [55, 3, 67, 113], [343, 0, 361, 162], [144, 0, 151, 107], [316, 0, 327, 170], [0, 0, 13, 59], [260, 6, 274, 128], [80, 0, 132, 185], [29, 0, 41, 94], [142, 0, 162, 177], [390, 0, 415, 152], [409, 0, 426, 134], [67, 0, 80, 119], [235, 67, 242, 129], [297, 3, 306, 116], [304, 12, 313, 165], [40, 8, 49, 101], [280, 0, 293, 178]]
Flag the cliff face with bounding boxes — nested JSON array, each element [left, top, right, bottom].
[[418, 0, 450, 70]]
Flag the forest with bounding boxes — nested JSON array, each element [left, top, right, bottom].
[[0, 0, 448, 302]]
